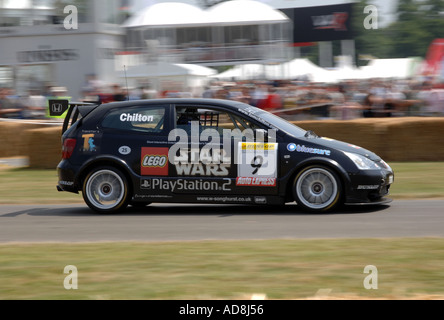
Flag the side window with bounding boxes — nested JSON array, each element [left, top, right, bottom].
[[101, 106, 166, 133], [175, 106, 262, 136]]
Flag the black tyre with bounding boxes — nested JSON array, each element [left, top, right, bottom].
[[293, 165, 342, 213], [82, 166, 130, 213]]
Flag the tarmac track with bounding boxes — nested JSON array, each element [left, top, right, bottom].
[[0, 200, 443, 243]]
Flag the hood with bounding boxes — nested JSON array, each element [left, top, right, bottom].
[[308, 136, 381, 161]]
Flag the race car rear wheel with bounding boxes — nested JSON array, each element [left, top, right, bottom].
[[82, 166, 130, 213], [293, 166, 342, 213]]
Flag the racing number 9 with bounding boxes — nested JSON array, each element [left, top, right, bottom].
[[251, 156, 266, 175]]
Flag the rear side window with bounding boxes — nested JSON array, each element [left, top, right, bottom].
[[101, 105, 166, 133]]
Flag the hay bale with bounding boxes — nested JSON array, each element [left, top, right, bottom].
[[27, 127, 63, 169], [0, 122, 46, 157], [294, 119, 386, 158], [11, 117, 444, 168], [380, 117, 444, 161], [293, 117, 444, 161]]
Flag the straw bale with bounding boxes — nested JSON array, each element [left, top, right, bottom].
[[0, 122, 45, 157], [27, 127, 62, 169]]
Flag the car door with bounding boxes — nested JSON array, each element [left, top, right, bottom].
[[229, 109, 280, 197], [167, 104, 233, 199], [169, 103, 279, 200]]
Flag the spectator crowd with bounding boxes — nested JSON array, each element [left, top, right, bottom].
[[1, 77, 444, 121], [196, 78, 444, 120]]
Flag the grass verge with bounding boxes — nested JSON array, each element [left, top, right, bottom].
[[1, 162, 443, 300], [1, 238, 444, 300]]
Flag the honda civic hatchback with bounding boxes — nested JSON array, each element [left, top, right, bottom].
[[55, 98, 394, 213]]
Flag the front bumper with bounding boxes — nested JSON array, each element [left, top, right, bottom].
[[345, 169, 394, 205]]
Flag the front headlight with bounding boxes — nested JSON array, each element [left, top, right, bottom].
[[379, 159, 393, 172], [344, 152, 379, 170]]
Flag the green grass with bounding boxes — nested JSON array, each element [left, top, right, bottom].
[[1, 162, 443, 204], [388, 162, 444, 199], [0, 167, 83, 204], [1, 162, 444, 300], [1, 238, 444, 300]]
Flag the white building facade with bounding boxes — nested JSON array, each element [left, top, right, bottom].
[[0, 0, 125, 99]]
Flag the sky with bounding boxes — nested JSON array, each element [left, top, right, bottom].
[[131, 0, 399, 27]]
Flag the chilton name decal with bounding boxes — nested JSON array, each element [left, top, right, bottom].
[[141, 147, 169, 176], [120, 113, 154, 122]]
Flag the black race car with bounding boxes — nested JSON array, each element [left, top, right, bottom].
[[55, 98, 394, 213]]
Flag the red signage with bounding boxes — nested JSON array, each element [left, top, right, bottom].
[[141, 147, 169, 176], [423, 39, 444, 77], [236, 177, 276, 187]]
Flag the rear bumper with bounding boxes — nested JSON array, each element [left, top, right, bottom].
[[56, 160, 80, 193]]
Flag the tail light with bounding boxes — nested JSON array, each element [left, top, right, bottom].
[[62, 138, 77, 159]]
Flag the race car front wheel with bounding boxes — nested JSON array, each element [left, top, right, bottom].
[[82, 166, 130, 214], [293, 166, 342, 213]]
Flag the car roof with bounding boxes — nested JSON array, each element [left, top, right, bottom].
[[96, 98, 247, 112]]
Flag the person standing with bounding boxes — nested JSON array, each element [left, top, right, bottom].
[[0, 88, 22, 118]]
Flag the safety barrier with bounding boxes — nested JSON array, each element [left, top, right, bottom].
[[1, 117, 443, 169]]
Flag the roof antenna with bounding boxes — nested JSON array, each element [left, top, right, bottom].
[[124, 65, 130, 101]]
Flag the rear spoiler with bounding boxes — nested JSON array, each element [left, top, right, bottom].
[[48, 100, 99, 134]]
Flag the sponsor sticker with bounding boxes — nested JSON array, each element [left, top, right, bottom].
[[120, 113, 154, 122], [141, 147, 169, 176], [196, 195, 253, 203], [241, 143, 276, 151], [294, 144, 331, 156], [141, 178, 232, 192], [287, 143, 297, 152], [119, 146, 131, 155], [236, 177, 276, 187], [357, 185, 380, 190], [59, 180, 74, 186], [81, 134, 98, 152], [237, 142, 278, 186], [254, 196, 267, 204], [175, 163, 230, 176], [48, 99, 69, 117]]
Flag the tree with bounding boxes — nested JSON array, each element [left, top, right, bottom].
[[352, 0, 392, 65], [352, 0, 444, 62]]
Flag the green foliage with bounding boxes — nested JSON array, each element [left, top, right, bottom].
[[353, 0, 444, 63]]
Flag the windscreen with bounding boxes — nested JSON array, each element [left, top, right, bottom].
[[238, 104, 307, 138]]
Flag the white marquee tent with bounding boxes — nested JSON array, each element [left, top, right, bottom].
[[207, 0, 289, 25], [358, 58, 423, 79], [122, 2, 210, 28], [121, 62, 217, 96], [211, 58, 338, 82], [123, 0, 289, 28], [211, 57, 424, 82]]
